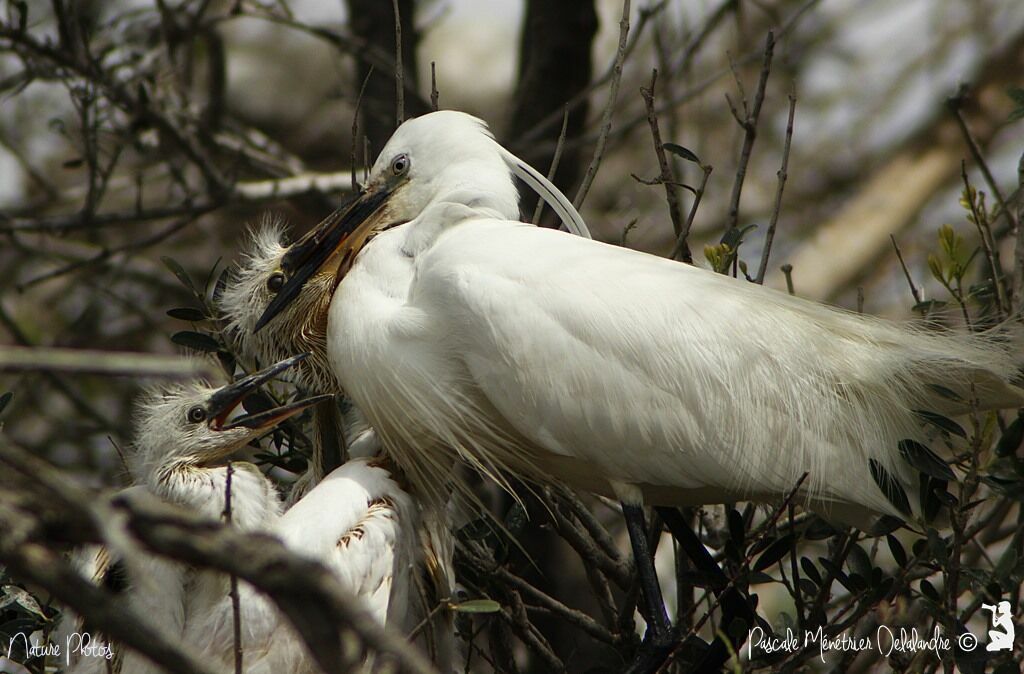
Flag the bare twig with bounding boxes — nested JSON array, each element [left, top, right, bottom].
[[948, 94, 1018, 234], [725, 31, 775, 233], [960, 163, 1009, 317], [224, 462, 243, 674], [532, 107, 570, 225], [1015, 150, 1024, 313], [756, 88, 796, 284], [640, 69, 688, 262], [352, 66, 374, 189], [430, 61, 439, 111], [573, 0, 631, 210], [781, 263, 795, 295], [671, 164, 713, 261], [391, 0, 404, 126], [0, 346, 218, 379], [890, 234, 923, 305]]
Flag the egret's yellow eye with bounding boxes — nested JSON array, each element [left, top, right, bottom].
[[391, 153, 410, 176], [186, 406, 207, 423], [267, 272, 285, 293]]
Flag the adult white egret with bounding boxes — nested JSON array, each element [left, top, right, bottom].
[[254, 110, 1024, 670]]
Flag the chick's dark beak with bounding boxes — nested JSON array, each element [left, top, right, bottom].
[[206, 353, 330, 431], [254, 186, 394, 332]]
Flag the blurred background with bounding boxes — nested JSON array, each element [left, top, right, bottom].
[[1, 1, 1023, 671]]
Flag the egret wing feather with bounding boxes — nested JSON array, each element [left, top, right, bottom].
[[409, 222, 1022, 518]]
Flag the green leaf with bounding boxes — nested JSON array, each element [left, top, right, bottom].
[[803, 517, 840, 540], [166, 307, 207, 322], [171, 330, 220, 353], [927, 384, 963, 403], [162, 256, 197, 293], [818, 557, 855, 593], [919, 578, 941, 603], [662, 143, 701, 164], [926, 528, 948, 564], [886, 535, 907, 567], [846, 543, 872, 579], [982, 474, 1024, 501], [720, 223, 758, 250], [921, 474, 948, 522], [752, 534, 795, 572], [914, 410, 966, 439], [800, 557, 821, 585], [869, 515, 904, 536], [0, 585, 46, 618], [898, 439, 956, 481], [727, 507, 745, 546], [869, 459, 912, 516], [995, 413, 1024, 457], [450, 599, 501, 614], [797, 578, 818, 596]]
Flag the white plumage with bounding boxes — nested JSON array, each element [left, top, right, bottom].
[[59, 359, 420, 673], [259, 110, 1024, 527]]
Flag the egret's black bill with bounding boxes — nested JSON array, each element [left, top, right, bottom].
[[254, 187, 393, 332]]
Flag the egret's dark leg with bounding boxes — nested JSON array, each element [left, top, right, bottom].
[[656, 506, 756, 674], [621, 503, 678, 674]]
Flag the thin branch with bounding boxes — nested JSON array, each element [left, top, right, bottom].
[[1015, 150, 1024, 313], [961, 163, 1009, 318], [640, 69, 688, 261], [725, 30, 775, 233], [756, 88, 796, 284], [671, 164, 713, 261], [224, 462, 243, 674], [351, 66, 374, 189], [890, 235, 922, 305], [948, 94, 1018, 234], [430, 61, 439, 111], [573, 0, 631, 210], [391, 0, 404, 127], [532, 107, 570, 225], [0, 346, 218, 379]]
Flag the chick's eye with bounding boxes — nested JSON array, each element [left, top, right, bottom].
[[266, 271, 285, 293], [390, 153, 410, 176], [186, 406, 206, 423]]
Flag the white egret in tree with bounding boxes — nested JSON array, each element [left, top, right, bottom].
[[254, 110, 1024, 671]]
